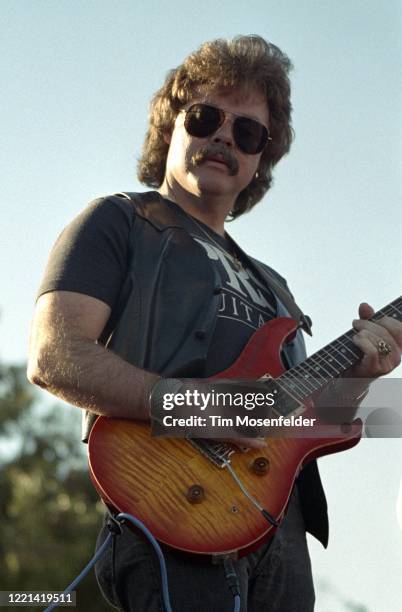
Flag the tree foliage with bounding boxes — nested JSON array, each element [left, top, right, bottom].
[[0, 363, 111, 611]]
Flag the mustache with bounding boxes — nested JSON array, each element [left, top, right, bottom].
[[190, 144, 239, 176]]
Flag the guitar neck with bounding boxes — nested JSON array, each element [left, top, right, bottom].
[[278, 297, 402, 402]]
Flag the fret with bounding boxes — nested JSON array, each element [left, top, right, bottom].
[[336, 333, 359, 357], [319, 347, 345, 372], [329, 347, 353, 368], [305, 354, 329, 377], [387, 304, 402, 318], [296, 359, 326, 382], [281, 370, 325, 401], [318, 341, 352, 376], [325, 340, 348, 360], [296, 359, 328, 381], [288, 363, 322, 393], [308, 353, 339, 377], [278, 372, 311, 402], [281, 365, 319, 396], [373, 299, 402, 319], [281, 371, 320, 401], [372, 311, 382, 319]]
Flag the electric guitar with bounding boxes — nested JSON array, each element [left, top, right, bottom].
[[88, 297, 401, 557]]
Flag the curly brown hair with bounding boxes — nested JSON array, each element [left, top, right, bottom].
[[137, 35, 294, 219]]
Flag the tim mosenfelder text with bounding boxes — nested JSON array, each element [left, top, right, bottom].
[[162, 414, 317, 427]]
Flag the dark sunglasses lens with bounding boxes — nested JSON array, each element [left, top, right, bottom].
[[234, 117, 268, 154], [184, 104, 222, 137]]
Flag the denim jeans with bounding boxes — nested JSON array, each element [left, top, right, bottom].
[[95, 486, 315, 611]]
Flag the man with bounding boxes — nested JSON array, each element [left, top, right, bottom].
[[28, 36, 401, 611]]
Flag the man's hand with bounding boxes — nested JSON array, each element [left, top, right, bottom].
[[350, 302, 402, 378]]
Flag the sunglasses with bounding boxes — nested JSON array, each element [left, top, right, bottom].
[[182, 103, 271, 155]]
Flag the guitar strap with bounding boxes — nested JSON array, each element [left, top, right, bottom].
[[246, 258, 313, 336], [119, 191, 313, 337]]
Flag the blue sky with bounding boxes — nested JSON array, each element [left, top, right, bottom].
[[1, 1, 401, 609]]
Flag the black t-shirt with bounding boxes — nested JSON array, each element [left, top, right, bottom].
[[38, 196, 277, 375]]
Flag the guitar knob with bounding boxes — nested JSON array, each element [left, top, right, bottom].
[[252, 457, 269, 475], [186, 484, 205, 503]]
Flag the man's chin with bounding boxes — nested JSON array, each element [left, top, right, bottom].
[[192, 176, 237, 200], [190, 166, 238, 191]]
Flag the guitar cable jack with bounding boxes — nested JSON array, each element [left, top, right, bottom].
[[222, 460, 279, 527]]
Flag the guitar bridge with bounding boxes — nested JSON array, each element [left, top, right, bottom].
[[188, 439, 235, 468]]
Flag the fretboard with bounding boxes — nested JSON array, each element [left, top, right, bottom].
[[277, 297, 402, 404]]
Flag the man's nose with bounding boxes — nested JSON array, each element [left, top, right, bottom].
[[212, 117, 234, 148]]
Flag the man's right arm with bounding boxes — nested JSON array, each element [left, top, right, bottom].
[[27, 290, 267, 449], [27, 290, 160, 420]]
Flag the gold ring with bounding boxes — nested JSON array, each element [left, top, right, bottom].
[[377, 340, 392, 357]]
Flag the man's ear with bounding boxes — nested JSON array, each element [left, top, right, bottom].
[[163, 132, 171, 145]]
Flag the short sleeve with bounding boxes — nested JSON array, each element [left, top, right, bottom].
[[37, 197, 135, 308]]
